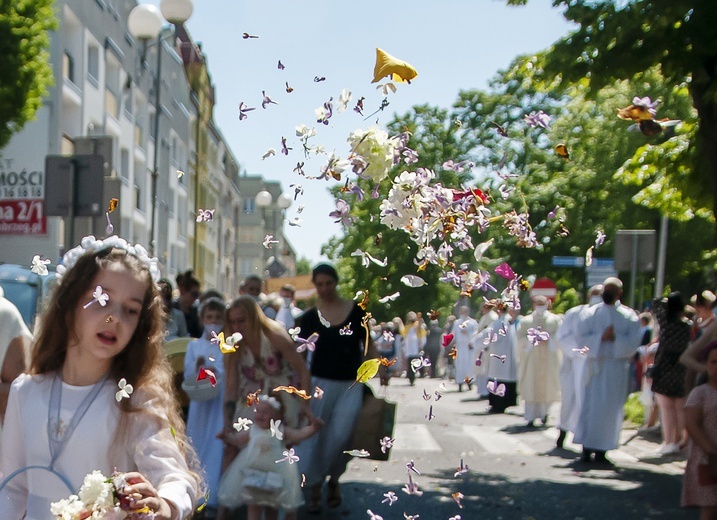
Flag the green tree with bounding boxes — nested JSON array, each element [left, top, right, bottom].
[[0, 0, 56, 148], [295, 256, 312, 276], [507, 0, 717, 241], [455, 59, 713, 300]]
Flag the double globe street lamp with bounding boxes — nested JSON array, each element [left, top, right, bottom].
[[127, 0, 193, 256]]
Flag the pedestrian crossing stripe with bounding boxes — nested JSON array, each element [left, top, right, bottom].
[[394, 423, 644, 464], [393, 423, 442, 452], [462, 425, 535, 455]]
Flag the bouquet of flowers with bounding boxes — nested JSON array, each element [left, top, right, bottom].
[[50, 470, 154, 519]]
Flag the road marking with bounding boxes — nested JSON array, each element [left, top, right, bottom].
[[462, 425, 535, 455], [393, 423, 442, 452]]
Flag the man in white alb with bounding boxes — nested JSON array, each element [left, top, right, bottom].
[[450, 306, 478, 392], [572, 277, 641, 464], [554, 284, 603, 448]]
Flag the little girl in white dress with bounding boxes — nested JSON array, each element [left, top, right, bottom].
[[218, 395, 323, 520]]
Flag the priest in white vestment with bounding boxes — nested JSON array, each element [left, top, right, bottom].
[[474, 303, 500, 397], [450, 306, 478, 391], [554, 285, 603, 448], [476, 307, 519, 413], [516, 296, 563, 426], [572, 277, 641, 464]]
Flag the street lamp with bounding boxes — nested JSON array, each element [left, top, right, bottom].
[[254, 190, 273, 210], [128, 0, 193, 256], [277, 193, 292, 212]]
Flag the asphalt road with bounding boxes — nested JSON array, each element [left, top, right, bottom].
[[291, 374, 692, 520]]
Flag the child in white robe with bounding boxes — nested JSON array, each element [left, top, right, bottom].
[[184, 296, 226, 514], [0, 236, 202, 519]]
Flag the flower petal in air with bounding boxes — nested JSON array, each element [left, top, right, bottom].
[[371, 48, 418, 84], [401, 275, 426, 287]]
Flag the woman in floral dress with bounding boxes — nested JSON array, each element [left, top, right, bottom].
[[222, 296, 311, 442]]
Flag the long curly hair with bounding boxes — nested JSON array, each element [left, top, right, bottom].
[[31, 248, 205, 503]]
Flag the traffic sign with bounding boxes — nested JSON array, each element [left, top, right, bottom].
[[552, 256, 584, 267]]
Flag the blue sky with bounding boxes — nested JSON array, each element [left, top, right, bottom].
[[147, 0, 575, 263]]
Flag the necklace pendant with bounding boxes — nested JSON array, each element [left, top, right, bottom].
[[52, 418, 66, 437]]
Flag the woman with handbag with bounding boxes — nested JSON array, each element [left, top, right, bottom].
[[682, 341, 717, 519], [293, 262, 377, 514]]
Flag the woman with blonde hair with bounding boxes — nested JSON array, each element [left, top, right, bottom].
[[222, 296, 312, 436], [402, 311, 427, 385]]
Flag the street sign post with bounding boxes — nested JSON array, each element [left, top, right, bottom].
[[615, 229, 656, 309], [45, 154, 105, 247]]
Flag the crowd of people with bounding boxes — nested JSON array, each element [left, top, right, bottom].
[[160, 264, 373, 519], [0, 235, 714, 519], [358, 277, 717, 518]]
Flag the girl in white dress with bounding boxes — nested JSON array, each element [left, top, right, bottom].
[[218, 395, 323, 520], [0, 236, 203, 519]]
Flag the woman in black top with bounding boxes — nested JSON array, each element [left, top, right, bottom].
[[173, 270, 202, 338], [651, 292, 691, 455], [294, 263, 375, 514]]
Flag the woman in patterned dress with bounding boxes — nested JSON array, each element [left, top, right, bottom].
[[681, 341, 717, 519]]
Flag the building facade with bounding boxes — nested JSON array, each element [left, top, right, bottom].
[[0, 0, 295, 296]]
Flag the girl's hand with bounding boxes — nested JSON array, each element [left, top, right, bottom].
[[121, 472, 175, 520], [300, 402, 315, 423], [310, 416, 325, 431], [217, 428, 243, 448]]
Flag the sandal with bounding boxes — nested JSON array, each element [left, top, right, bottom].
[[307, 484, 322, 514], [327, 480, 342, 508]]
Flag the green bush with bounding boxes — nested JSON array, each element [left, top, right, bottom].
[[624, 391, 645, 426]]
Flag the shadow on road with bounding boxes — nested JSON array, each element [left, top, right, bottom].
[[287, 463, 688, 520]]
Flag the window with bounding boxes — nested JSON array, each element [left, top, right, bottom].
[[134, 183, 142, 211], [149, 112, 156, 142], [134, 122, 143, 149], [178, 197, 187, 238], [62, 51, 75, 83], [171, 136, 178, 165], [87, 45, 99, 84], [104, 89, 119, 119], [120, 148, 129, 181], [242, 198, 255, 214]]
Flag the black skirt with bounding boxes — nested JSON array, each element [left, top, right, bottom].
[[488, 380, 518, 412]]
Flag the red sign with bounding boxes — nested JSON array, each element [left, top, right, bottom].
[[0, 198, 46, 235]]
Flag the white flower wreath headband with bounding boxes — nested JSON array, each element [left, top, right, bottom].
[[57, 235, 161, 283]]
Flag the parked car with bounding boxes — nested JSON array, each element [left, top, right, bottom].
[[0, 264, 59, 331]]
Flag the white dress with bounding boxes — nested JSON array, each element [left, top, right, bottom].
[[218, 424, 303, 511], [451, 316, 478, 383], [0, 373, 197, 520], [572, 302, 642, 451], [184, 336, 225, 508]]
